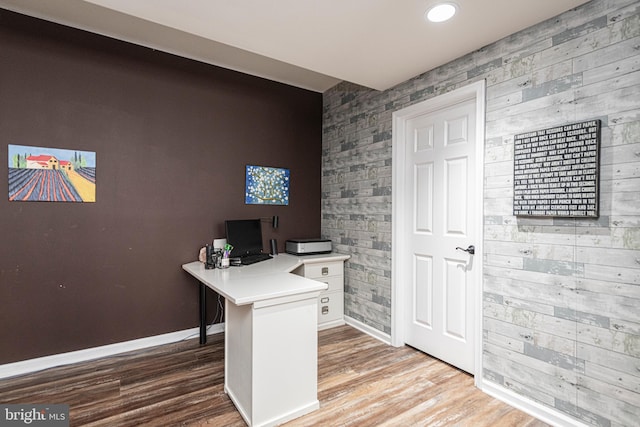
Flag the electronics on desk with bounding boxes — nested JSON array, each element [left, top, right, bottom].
[[225, 219, 273, 266], [285, 238, 332, 255]]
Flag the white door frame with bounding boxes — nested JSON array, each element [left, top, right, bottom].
[[391, 80, 485, 387]]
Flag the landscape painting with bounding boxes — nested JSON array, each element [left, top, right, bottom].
[[245, 165, 289, 205], [8, 144, 96, 202]]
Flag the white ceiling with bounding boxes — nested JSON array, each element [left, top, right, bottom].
[[0, 0, 591, 92]]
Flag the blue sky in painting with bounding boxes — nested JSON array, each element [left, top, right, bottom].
[[8, 144, 96, 167]]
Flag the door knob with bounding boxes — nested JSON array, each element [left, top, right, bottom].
[[456, 245, 475, 255]]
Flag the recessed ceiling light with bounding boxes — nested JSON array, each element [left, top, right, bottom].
[[425, 3, 457, 23]]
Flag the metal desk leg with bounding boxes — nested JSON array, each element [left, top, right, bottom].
[[199, 282, 207, 345]]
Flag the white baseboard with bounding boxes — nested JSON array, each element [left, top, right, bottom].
[[481, 380, 587, 427], [344, 316, 391, 345], [0, 323, 224, 380], [3, 318, 383, 380]]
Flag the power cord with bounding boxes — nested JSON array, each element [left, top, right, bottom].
[[183, 293, 225, 341]]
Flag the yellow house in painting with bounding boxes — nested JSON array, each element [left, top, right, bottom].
[[59, 160, 73, 171], [26, 155, 59, 169]]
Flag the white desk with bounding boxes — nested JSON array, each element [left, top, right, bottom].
[[182, 253, 349, 427]]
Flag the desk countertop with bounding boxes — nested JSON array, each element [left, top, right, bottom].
[[182, 253, 349, 306]]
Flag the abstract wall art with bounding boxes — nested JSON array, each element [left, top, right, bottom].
[[245, 165, 289, 205]]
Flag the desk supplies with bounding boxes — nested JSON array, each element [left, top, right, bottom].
[[219, 243, 232, 268], [205, 244, 215, 269], [213, 238, 227, 251], [223, 243, 233, 258]]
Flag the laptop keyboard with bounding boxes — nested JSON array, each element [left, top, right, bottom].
[[240, 253, 272, 265]]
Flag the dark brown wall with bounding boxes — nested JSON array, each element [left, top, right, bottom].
[[0, 10, 322, 364]]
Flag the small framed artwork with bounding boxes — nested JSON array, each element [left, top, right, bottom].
[[245, 165, 289, 205], [8, 144, 96, 203]]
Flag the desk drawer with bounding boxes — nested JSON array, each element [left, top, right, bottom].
[[318, 291, 343, 324], [303, 261, 343, 279], [312, 276, 342, 293]]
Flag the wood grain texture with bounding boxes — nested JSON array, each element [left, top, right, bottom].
[[0, 326, 547, 426]]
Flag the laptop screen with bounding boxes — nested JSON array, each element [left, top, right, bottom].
[[225, 219, 263, 257]]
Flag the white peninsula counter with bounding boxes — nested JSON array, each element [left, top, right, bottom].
[[182, 253, 349, 427]]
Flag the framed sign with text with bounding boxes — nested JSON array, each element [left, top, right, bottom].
[[513, 120, 600, 218]]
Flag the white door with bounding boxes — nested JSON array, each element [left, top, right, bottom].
[[402, 97, 478, 374]]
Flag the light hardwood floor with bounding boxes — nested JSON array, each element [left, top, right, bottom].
[[0, 325, 547, 426]]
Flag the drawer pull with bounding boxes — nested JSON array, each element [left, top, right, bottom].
[[322, 267, 329, 275], [321, 297, 330, 303], [321, 306, 329, 314]]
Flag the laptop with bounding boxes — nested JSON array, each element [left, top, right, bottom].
[[224, 219, 272, 265]]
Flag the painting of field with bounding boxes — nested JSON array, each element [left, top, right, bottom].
[[8, 145, 96, 202]]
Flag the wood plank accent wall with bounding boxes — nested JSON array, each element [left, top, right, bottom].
[[321, 0, 640, 425]]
